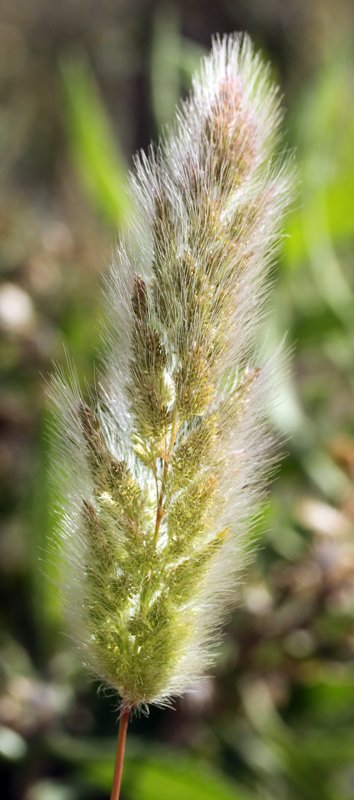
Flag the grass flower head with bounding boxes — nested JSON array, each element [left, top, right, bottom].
[[51, 33, 292, 714]]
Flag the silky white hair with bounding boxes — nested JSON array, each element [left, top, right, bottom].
[[50, 33, 292, 710]]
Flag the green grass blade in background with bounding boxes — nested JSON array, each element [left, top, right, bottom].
[[125, 755, 254, 800], [285, 44, 354, 307], [87, 751, 255, 800], [60, 52, 129, 228], [150, 8, 205, 130], [48, 734, 258, 800], [150, 5, 182, 131]]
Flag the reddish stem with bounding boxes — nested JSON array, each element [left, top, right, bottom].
[[110, 710, 130, 800], [153, 409, 179, 547]]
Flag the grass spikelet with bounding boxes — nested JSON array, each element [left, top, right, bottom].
[[49, 33, 292, 721]]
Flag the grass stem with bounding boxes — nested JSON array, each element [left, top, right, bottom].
[[110, 709, 130, 800]]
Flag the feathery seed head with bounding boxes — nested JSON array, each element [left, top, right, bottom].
[[50, 33, 292, 711]]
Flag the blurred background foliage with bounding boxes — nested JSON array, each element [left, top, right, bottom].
[[1, 0, 354, 798]]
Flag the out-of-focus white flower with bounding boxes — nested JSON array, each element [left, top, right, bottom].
[[0, 283, 34, 333]]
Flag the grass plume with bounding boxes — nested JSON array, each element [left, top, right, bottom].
[[50, 33, 292, 714]]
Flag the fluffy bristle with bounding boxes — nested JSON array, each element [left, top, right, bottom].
[[50, 33, 292, 710]]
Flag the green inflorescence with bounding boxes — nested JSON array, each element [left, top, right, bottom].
[[53, 34, 291, 709], [77, 244, 227, 704]]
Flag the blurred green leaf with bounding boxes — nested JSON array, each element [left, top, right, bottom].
[[151, 5, 182, 130], [60, 52, 129, 227], [284, 43, 354, 319], [48, 733, 253, 799], [150, 9, 206, 129], [125, 755, 252, 800], [291, 674, 354, 720]]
